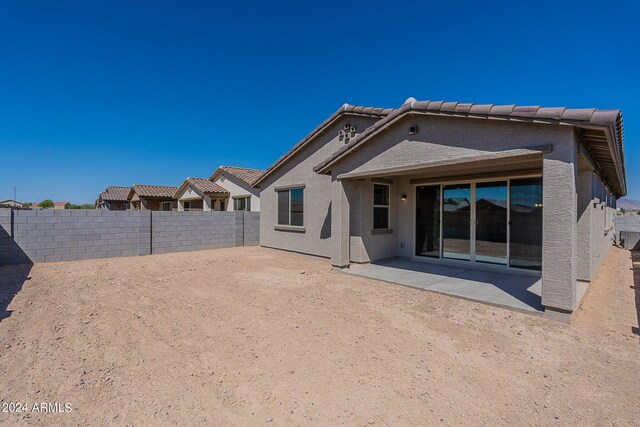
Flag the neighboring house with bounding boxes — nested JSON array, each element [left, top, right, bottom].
[[0, 200, 23, 209], [254, 98, 626, 318], [127, 185, 178, 211], [29, 201, 68, 210], [174, 178, 229, 211], [96, 186, 131, 210], [209, 166, 263, 211]]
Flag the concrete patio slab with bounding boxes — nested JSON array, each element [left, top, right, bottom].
[[345, 258, 543, 314]]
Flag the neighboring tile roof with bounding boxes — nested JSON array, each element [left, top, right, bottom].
[[216, 166, 265, 186], [313, 97, 626, 196], [252, 104, 394, 187], [100, 186, 130, 202], [174, 177, 229, 198], [129, 184, 178, 199]]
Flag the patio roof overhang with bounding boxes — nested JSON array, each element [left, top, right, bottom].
[[315, 101, 626, 196], [336, 144, 549, 181]]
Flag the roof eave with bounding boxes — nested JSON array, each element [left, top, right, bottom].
[[314, 109, 626, 196]]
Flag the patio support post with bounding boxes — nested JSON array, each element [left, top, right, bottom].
[[178, 200, 185, 212], [541, 138, 578, 313], [203, 195, 212, 212], [331, 176, 351, 268]]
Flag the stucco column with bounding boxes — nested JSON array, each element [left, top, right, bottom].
[[178, 200, 185, 212], [542, 144, 578, 313], [203, 195, 212, 212], [331, 176, 351, 268]]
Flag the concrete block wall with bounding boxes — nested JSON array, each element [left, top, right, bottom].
[[0, 209, 260, 265], [151, 211, 238, 254], [242, 212, 260, 246]]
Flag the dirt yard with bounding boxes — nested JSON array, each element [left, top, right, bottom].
[[1, 246, 638, 426]]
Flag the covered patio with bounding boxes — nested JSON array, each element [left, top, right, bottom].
[[344, 258, 544, 313]]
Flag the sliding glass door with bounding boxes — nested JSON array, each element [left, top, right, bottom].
[[475, 181, 508, 265], [442, 184, 471, 261], [414, 178, 542, 271], [509, 178, 543, 270], [415, 185, 440, 258]]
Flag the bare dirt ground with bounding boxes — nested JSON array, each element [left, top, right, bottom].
[[0, 246, 638, 426]]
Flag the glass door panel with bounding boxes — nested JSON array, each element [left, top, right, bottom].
[[415, 185, 440, 258], [509, 178, 543, 270], [475, 181, 508, 265], [442, 184, 471, 261]]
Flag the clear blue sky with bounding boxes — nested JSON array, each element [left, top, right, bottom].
[[1, 0, 638, 203]]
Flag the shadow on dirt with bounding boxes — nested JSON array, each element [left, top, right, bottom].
[[0, 263, 33, 322]]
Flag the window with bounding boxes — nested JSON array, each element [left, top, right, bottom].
[[219, 200, 225, 211], [373, 183, 390, 229], [161, 202, 171, 211], [277, 187, 304, 226], [233, 197, 251, 211]]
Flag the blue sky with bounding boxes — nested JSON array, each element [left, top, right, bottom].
[[0, 0, 638, 203]]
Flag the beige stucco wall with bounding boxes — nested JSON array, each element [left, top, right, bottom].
[[177, 185, 203, 201], [213, 172, 260, 212], [258, 114, 380, 258]]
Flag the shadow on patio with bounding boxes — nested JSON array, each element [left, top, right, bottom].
[[345, 258, 543, 314]]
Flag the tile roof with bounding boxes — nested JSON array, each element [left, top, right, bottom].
[[252, 104, 394, 187], [313, 97, 626, 196], [129, 184, 178, 199], [100, 186, 130, 202], [210, 166, 265, 186], [175, 177, 229, 198]]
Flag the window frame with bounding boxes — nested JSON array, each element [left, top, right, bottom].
[[276, 186, 304, 229], [373, 183, 390, 230], [233, 196, 251, 212]]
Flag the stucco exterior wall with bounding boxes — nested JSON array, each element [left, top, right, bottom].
[[259, 114, 380, 258], [331, 115, 567, 178], [348, 178, 399, 263], [177, 185, 202, 201], [212, 172, 260, 212], [577, 170, 616, 282]]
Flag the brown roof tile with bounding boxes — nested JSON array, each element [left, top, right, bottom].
[[216, 166, 265, 185], [101, 186, 130, 202], [188, 178, 228, 194], [130, 184, 178, 199]]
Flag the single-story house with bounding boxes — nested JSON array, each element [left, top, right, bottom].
[[254, 98, 626, 320], [174, 178, 230, 211], [28, 201, 68, 210], [127, 185, 178, 211], [208, 166, 263, 212], [0, 200, 23, 209], [96, 186, 131, 210]]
